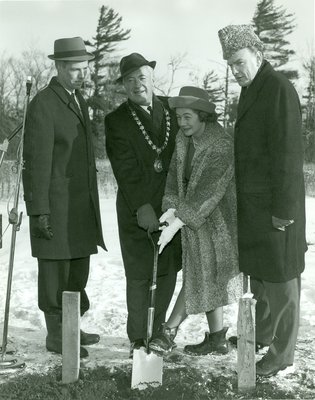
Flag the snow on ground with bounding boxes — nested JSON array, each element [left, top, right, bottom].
[[0, 196, 314, 390]]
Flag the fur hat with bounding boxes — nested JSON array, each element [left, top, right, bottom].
[[218, 24, 264, 60], [168, 86, 216, 114]]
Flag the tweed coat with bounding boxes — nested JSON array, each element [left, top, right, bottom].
[[22, 77, 106, 259], [234, 61, 307, 282], [162, 122, 243, 314], [105, 95, 181, 280]]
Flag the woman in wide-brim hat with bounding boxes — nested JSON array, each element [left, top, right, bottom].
[[149, 86, 243, 356]]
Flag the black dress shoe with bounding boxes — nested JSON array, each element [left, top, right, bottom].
[[46, 336, 89, 358], [228, 336, 267, 353], [256, 354, 292, 377], [80, 330, 100, 346], [129, 339, 145, 359]]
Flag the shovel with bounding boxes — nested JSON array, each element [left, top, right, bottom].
[[237, 275, 257, 391], [131, 231, 163, 390]]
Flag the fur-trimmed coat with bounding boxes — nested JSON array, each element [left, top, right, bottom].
[[163, 122, 243, 314]]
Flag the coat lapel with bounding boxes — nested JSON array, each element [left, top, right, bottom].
[[236, 61, 272, 124], [152, 95, 165, 137], [75, 90, 88, 126], [175, 132, 188, 197], [128, 97, 166, 145], [178, 123, 223, 198], [76, 90, 94, 162], [185, 124, 212, 196], [48, 77, 85, 125]]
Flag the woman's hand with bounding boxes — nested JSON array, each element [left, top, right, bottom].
[[159, 208, 176, 229], [158, 217, 184, 254]]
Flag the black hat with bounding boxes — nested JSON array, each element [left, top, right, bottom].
[[116, 53, 156, 83]]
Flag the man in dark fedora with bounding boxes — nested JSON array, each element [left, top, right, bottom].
[[22, 37, 106, 358], [218, 25, 307, 377], [105, 53, 181, 356]]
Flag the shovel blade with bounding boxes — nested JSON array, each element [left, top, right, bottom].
[[131, 347, 163, 390]]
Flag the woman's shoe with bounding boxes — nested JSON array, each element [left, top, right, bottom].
[[184, 327, 229, 356], [149, 324, 178, 355]]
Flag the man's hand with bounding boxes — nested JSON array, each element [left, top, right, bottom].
[[272, 216, 294, 231], [136, 203, 159, 233], [158, 217, 184, 254], [159, 208, 176, 229], [31, 214, 53, 240]]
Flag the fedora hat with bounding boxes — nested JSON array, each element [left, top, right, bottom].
[[168, 86, 216, 114], [116, 53, 156, 83], [48, 37, 95, 61]]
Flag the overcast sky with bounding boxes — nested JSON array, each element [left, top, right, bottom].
[[0, 0, 314, 94]]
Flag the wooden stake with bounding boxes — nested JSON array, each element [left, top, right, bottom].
[[237, 296, 257, 391], [62, 291, 80, 384], [0, 214, 2, 249]]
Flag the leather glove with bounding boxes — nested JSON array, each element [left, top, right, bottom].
[[272, 216, 294, 231], [158, 217, 184, 254], [159, 208, 176, 230], [136, 203, 159, 233], [31, 214, 53, 240]]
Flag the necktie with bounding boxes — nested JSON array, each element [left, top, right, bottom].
[[147, 105, 153, 117], [70, 93, 82, 117]]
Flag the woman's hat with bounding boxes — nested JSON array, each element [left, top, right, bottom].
[[168, 86, 216, 114], [116, 53, 156, 83], [48, 37, 95, 61], [218, 24, 264, 60]]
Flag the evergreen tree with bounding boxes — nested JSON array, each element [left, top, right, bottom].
[[84, 5, 131, 158], [85, 5, 130, 99], [189, 68, 226, 121], [302, 55, 315, 162], [202, 70, 224, 104], [252, 0, 298, 80]]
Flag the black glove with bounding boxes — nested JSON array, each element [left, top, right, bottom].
[[31, 214, 53, 240], [136, 203, 159, 233]]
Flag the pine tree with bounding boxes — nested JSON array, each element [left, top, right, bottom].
[[252, 0, 298, 80], [84, 6, 131, 158], [189, 68, 226, 119], [302, 56, 315, 161], [85, 6, 130, 98]]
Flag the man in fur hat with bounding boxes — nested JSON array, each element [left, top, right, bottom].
[[105, 53, 181, 357], [23, 37, 106, 358], [218, 24, 307, 377]]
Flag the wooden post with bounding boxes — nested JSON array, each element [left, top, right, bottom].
[[62, 291, 80, 384], [0, 214, 2, 249], [237, 296, 257, 391]]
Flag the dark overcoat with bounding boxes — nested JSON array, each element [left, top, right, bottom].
[[234, 60, 307, 282], [22, 77, 106, 259], [105, 95, 181, 279]]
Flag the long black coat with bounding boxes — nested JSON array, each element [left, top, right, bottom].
[[234, 61, 307, 282], [23, 77, 105, 259], [105, 96, 181, 279]]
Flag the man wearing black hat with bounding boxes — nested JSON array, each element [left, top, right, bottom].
[[105, 53, 181, 356], [22, 37, 106, 358]]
